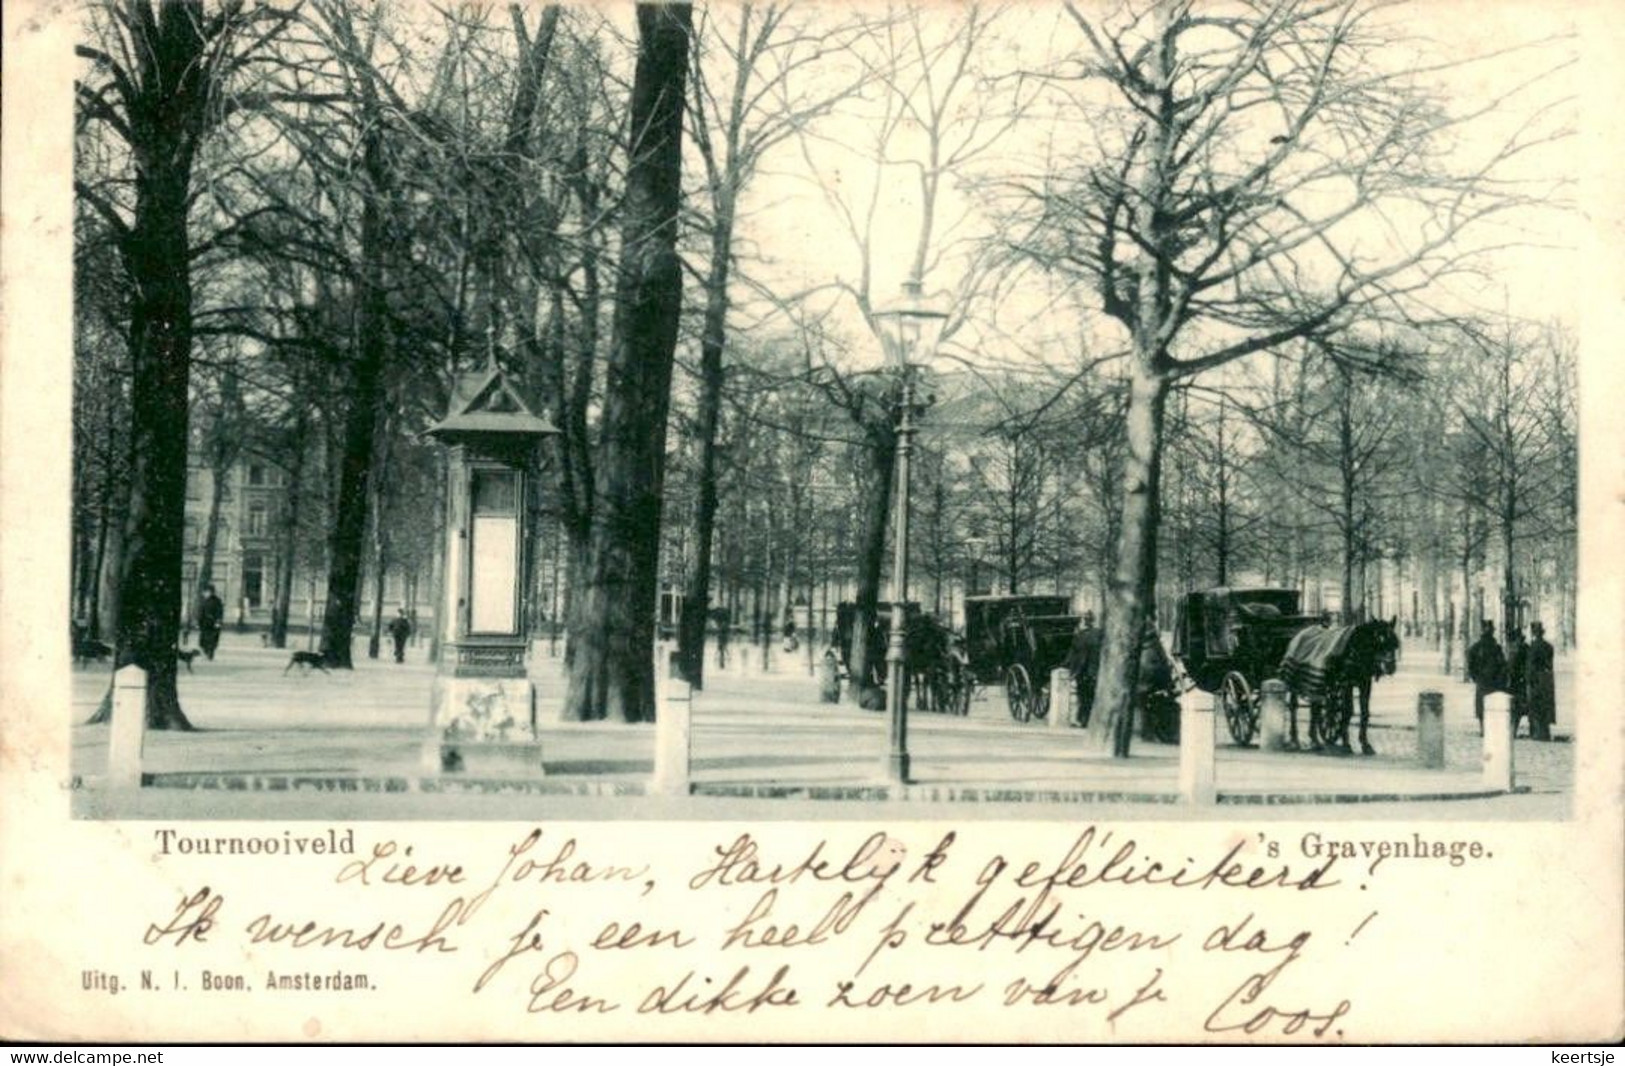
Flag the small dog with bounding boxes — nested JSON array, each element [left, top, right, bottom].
[[175, 648, 202, 673], [284, 650, 331, 675]]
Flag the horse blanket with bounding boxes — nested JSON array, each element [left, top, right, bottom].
[[1278, 625, 1357, 700]]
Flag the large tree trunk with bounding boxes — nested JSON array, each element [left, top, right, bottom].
[[87, 2, 225, 730], [318, 121, 390, 670], [563, 3, 692, 723], [676, 239, 730, 687], [846, 428, 896, 701], [1089, 368, 1169, 756]]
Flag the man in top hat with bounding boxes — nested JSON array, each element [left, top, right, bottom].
[[1526, 621, 1556, 741], [1466, 620, 1507, 737]]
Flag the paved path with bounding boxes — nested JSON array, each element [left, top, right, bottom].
[[68, 632, 1574, 820]]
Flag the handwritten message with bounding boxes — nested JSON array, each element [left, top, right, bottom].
[[117, 824, 1498, 1040]]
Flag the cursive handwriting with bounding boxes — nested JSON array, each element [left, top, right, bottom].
[[689, 832, 904, 890], [144, 887, 222, 947]]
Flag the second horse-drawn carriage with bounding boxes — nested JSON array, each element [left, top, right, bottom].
[[836, 594, 1080, 721], [962, 594, 1080, 722]]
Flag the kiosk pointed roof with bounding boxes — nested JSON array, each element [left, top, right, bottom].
[[428, 365, 558, 439]]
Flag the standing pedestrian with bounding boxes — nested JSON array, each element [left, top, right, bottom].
[[197, 585, 225, 661], [1466, 620, 1506, 737], [1506, 625, 1529, 737], [1066, 611, 1103, 728], [388, 608, 413, 664], [1526, 621, 1556, 741]]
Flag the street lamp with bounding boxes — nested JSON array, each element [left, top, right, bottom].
[[872, 278, 948, 785]]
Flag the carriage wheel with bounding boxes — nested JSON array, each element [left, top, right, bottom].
[[1031, 679, 1050, 721], [1221, 672, 1256, 746], [1005, 665, 1033, 722], [1313, 690, 1352, 750]]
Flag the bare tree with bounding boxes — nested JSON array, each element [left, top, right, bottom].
[[675, 3, 871, 687], [77, 0, 296, 727], [1005, 0, 1567, 755], [565, 3, 694, 723]]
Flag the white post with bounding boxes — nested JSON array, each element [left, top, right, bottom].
[[108, 664, 147, 788], [654, 649, 691, 795], [1482, 691, 1514, 791], [1417, 691, 1446, 769], [818, 651, 842, 704], [1259, 680, 1290, 751], [1179, 688, 1217, 805], [1049, 668, 1073, 730]]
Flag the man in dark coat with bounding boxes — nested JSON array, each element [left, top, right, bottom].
[[387, 608, 413, 664], [1066, 611, 1103, 727], [1526, 621, 1556, 741], [1506, 625, 1529, 736], [1466, 620, 1506, 737], [197, 585, 225, 661]]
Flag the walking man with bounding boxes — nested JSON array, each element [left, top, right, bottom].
[[1466, 620, 1506, 737], [388, 607, 413, 664], [197, 585, 225, 661], [1526, 621, 1556, 741]]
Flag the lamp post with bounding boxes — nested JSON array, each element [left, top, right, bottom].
[[872, 278, 947, 785]]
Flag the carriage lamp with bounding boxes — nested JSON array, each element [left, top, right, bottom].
[[872, 279, 948, 786], [423, 361, 559, 775]]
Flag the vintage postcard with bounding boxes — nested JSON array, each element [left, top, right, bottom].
[[2, 0, 1621, 1045]]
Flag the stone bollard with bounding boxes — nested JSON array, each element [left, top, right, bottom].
[[1179, 687, 1217, 805], [1259, 680, 1291, 751], [1482, 691, 1515, 791], [653, 650, 692, 796], [108, 664, 147, 788], [818, 653, 842, 704], [1416, 691, 1445, 769], [1049, 669, 1073, 730]]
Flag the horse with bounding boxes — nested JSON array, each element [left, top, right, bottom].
[[1277, 617, 1401, 755]]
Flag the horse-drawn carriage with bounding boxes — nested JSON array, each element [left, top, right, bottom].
[[1171, 587, 1320, 745], [1172, 587, 1402, 753], [962, 594, 1079, 722], [834, 602, 971, 715]]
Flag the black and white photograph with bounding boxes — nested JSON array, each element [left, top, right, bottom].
[[59, 0, 1587, 819], [3, 0, 1622, 1046]]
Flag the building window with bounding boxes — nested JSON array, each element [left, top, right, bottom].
[[248, 464, 266, 487], [247, 503, 267, 537], [243, 554, 264, 609]]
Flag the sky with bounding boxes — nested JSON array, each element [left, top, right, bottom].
[[710, 0, 1585, 392]]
